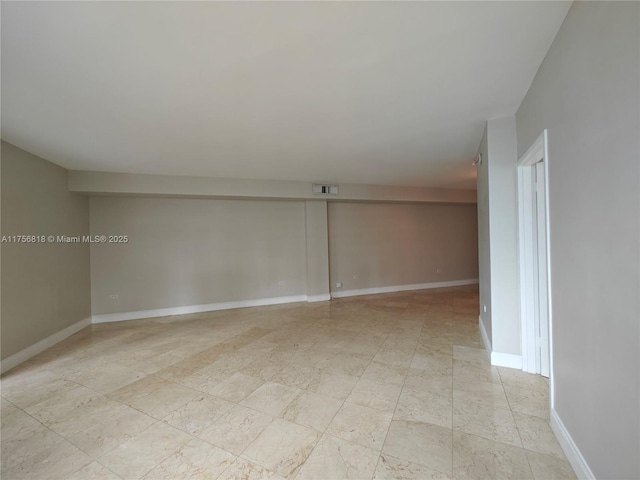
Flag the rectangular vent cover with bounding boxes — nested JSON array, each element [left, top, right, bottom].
[[312, 184, 339, 195]]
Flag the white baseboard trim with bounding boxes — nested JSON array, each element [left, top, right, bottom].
[[331, 278, 479, 299], [306, 294, 331, 303], [1, 317, 92, 374], [91, 295, 309, 324], [550, 408, 595, 479], [2, 293, 320, 372], [490, 352, 522, 369], [478, 315, 522, 369], [478, 315, 492, 359]]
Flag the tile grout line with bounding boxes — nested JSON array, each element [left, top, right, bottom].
[[371, 305, 430, 479], [291, 309, 395, 480]]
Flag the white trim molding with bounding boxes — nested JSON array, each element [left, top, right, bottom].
[[550, 408, 595, 480], [1, 317, 92, 374], [478, 315, 522, 369], [306, 294, 331, 303], [331, 278, 479, 299], [91, 295, 309, 324], [518, 129, 553, 378]]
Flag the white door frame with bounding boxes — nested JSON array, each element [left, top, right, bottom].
[[517, 130, 553, 396]]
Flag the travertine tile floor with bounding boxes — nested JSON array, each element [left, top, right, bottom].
[[1, 286, 577, 479]]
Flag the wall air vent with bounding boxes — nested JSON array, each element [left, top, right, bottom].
[[312, 184, 339, 195]]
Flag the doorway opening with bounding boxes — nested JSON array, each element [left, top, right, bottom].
[[517, 130, 552, 384]]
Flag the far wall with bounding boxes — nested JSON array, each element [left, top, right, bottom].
[[90, 197, 308, 315], [328, 202, 478, 292], [91, 197, 479, 316]]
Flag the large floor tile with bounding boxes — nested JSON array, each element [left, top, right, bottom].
[[63, 404, 157, 458], [453, 400, 521, 447], [108, 375, 171, 405], [207, 373, 264, 403], [373, 349, 414, 368], [453, 380, 510, 410], [504, 384, 549, 420], [453, 431, 533, 479], [243, 418, 320, 478], [295, 434, 379, 480], [197, 404, 272, 455], [324, 353, 372, 377], [452, 346, 490, 364], [282, 392, 343, 432], [67, 461, 122, 480], [125, 381, 202, 420], [217, 457, 285, 480], [326, 402, 393, 451], [306, 372, 359, 401], [525, 449, 577, 480], [374, 453, 451, 480], [162, 393, 234, 436], [3, 437, 93, 480], [382, 420, 452, 476], [2, 423, 67, 473], [404, 368, 453, 397], [360, 362, 408, 386], [1, 371, 71, 409], [143, 438, 236, 479], [270, 365, 322, 390], [513, 412, 565, 458], [396, 388, 453, 428], [24, 384, 105, 426], [0, 405, 43, 443], [453, 359, 501, 385], [411, 353, 453, 376], [65, 362, 147, 395], [497, 368, 548, 392], [99, 422, 192, 479], [240, 382, 301, 417], [347, 378, 403, 412]]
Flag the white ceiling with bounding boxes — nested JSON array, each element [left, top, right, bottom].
[[1, 1, 570, 189]]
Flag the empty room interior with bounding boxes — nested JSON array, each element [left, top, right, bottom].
[[1, 2, 638, 480]]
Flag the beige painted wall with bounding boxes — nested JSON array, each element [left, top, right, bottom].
[[515, 2, 639, 477], [328, 202, 478, 292], [90, 197, 307, 315], [1, 141, 91, 359]]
